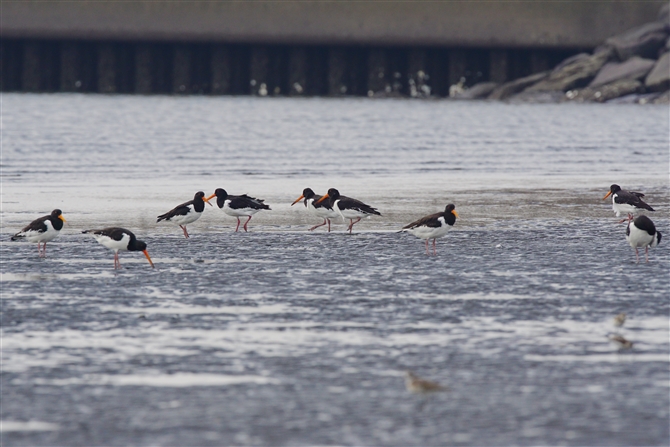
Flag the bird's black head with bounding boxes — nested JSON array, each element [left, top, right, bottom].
[[326, 188, 340, 200], [610, 184, 621, 193], [445, 204, 456, 214], [51, 209, 63, 217], [214, 188, 228, 199], [303, 188, 315, 199], [132, 240, 148, 252]]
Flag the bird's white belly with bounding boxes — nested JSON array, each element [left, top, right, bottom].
[[94, 233, 131, 252], [612, 196, 636, 217], [627, 225, 654, 248], [335, 201, 368, 220], [21, 221, 60, 243], [309, 200, 338, 219], [222, 201, 260, 217], [406, 222, 450, 240], [170, 211, 201, 226]]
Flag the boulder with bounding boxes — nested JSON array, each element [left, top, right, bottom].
[[564, 79, 643, 103], [659, 3, 669, 25], [607, 92, 662, 104], [525, 49, 613, 92], [589, 56, 656, 87], [453, 82, 498, 99], [488, 71, 548, 100], [651, 90, 670, 103], [604, 21, 668, 61], [645, 52, 670, 91], [506, 90, 564, 104]]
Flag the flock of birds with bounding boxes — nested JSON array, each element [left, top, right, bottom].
[[9, 184, 662, 268]]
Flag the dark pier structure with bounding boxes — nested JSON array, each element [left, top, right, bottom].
[[1, 1, 662, 96]]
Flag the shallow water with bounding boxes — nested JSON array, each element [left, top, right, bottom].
[[1, 94, 669, 446]]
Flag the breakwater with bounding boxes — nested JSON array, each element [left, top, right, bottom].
[[1, 1, 664, 97]]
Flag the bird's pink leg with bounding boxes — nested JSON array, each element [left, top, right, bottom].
[[348, 217, 362, 234], [432, 239, 437, 256], [243, 216, 252, 232], [37, 243, 43, 257], [114, 251, 120, 269], [634, 248, 640, 264], [425, 239, 430, 255], [327, 219, 331, 232], [309, 219, 327, 231], [180, 225, 189, 238], [43, 243, 47, 257], [235, 217, 241, 232]]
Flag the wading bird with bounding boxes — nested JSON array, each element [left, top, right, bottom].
[[603, 184, 654, 221], [11, 209, 66, 257], [83, 227, 154, 269], [315, 188, 381, 234], [157, 191, 212, 238], [206, 188, 271, 232], [625, 215, 662, 263], [402, 204, 458, 255], [291, 188, 339, 232], [404, 371, 447, 393]]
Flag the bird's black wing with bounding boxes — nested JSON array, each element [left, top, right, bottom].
[[157, 200, 194, 222], [339, 196, 381, 216], [83, 227, 133, 241], [11, 215, 49, 239], [615, 191, 654, 211], [229, 195, 271, 210], [403, 212, 442, 229]]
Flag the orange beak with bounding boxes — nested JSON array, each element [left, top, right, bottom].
[[59, 215, 67, 223], [603, 191, 612, 200], [315, 193, 329, 204], [452, 210, 459, 218], [143, 250, 155, 268], [291, 194, 305, 206], [205, 193, 216, 205]]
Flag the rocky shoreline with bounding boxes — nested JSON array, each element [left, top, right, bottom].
[[453, 4, 670, 104]]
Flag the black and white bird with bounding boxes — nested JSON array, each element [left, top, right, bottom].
[[291, 188, 339, 232], [315, 188, 381, 234], [83, 227, 154, 269], [402, 204, 458, 255], [603, 184, 654, 221], [157, 191, 212, 238], [11, 209, 66, 257], [626, 215, 662, 263], [206, 188, 271, 232]]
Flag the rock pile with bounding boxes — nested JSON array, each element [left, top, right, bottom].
[[457, 4, 670, 104]]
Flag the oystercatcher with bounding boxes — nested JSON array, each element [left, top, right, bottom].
[[291, 188, 339, 232], [315, 188, 381, 234], [625, 215, 662, 263], [11, 209, 66, 257], [83, 227, 154, 269], [402, 204, 458, 255], [603, 184, 654, 220], [156, 191, 212, 238], [206, 188, 271, 232]]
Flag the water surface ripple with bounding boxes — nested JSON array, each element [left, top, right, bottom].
[[1, 95, 669, 446]]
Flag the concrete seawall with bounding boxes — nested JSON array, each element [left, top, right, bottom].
[[3, 1, 662, 47], [1, 1, 664, 96]]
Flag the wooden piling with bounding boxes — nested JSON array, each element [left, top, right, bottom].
[[172, 44, 191, 94], [489, 49, 509, 84], [97, 42, 117, 93], [250, 46, 269, 95], [288, 47, 307, 96], [211, 45, 231, 95], [22, 41, 41, 91]]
